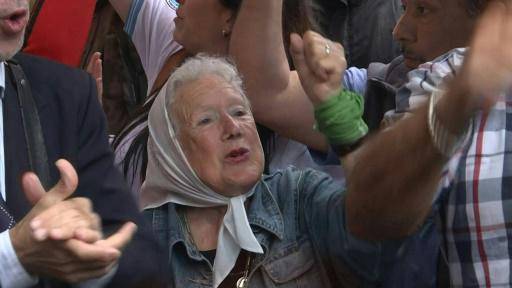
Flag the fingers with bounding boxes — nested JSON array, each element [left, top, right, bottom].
[[21, 172, 46, 206], [302, 31, 331, 81], [65, 238, 121, 263], [290, 33, 309, 79], [96, 222, 137, 251], [30, 197, 102, 241], [62, 262, 117, 284], [86, 52, 103, 105], [39, 159, 78, 208], [86, 52, 102, 80], [96, 77, 103, 106], [74, 228, 103, 243]]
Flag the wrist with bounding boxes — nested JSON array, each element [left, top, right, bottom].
[[428, 89, 473, 158], [311, 87, 343, 107], [314, 89, 368, 155]]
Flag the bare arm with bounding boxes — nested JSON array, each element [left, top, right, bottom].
[[346, 0, 512, 240], [230, 0, 330, 152], [108, 0, 132, 22]]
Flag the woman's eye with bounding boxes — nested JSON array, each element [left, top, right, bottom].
[[416, 5, 429, 15], [197, 117, 212, 126], [235, 110, 247, 117], [231, 108, 248, 117]]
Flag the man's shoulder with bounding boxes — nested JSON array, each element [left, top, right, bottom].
[[13, 52, 90, 84]]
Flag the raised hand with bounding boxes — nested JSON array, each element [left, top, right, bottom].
[[289, 31, 347, 106], [9, 159, 137, 283], [86, 52, 103, 105], [451, 0, 512, 116]]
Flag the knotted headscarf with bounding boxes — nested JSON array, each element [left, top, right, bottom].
[[141, 82, 263, 288]]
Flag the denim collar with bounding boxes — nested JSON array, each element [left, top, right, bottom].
[[162, 177, 285, 261]]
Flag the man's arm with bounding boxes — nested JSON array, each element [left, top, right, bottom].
[[230, 0, 334, 152], [108, 0, 133, 22], [345, 0, 512, 240]]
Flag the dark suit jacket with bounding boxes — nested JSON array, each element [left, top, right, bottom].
[[3, 53, 166, 287]]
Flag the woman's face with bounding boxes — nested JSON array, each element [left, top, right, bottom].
[[174, 75, 264, 197], [174, 0, 234, 55]]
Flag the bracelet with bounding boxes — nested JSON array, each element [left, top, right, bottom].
[[314, 89, 368, 149], [428, 90, 472, 158]]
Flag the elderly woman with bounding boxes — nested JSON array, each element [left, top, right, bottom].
[[108, 0, 320, 202], [140, 55, 382, 288]]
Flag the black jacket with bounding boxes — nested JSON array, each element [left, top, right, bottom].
[[3, 53, 165, 287]]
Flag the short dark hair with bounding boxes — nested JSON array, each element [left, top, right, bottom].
[[464, 0, 486, 16], [219, 0, 242, 12]]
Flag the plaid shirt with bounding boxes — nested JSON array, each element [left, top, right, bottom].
[[394, 48, 512, 287]]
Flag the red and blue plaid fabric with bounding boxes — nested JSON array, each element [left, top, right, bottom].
[[394, 48, 512, 287]]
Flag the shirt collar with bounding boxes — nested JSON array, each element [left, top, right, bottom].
[[0, 62, 5, 100]]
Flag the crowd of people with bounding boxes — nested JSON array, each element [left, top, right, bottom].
[[0, 0, 511, 287]]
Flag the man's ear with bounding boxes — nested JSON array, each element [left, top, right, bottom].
[[221, 10, 236, 36]]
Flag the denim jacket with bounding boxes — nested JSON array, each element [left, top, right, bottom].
[[144, 167, 442, 287], [144, 167, 402, 287]]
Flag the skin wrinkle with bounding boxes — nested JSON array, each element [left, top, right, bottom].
[[172, 74, 264, 198]]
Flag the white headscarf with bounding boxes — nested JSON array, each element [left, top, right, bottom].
[[141, 83, 263, 288]]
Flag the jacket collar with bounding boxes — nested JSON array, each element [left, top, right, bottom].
[[163, 177, 285, 260]]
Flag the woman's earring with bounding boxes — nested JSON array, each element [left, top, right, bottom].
[[222, 29, 230, 37]]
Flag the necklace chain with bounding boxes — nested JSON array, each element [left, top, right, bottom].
[[180, 209, 252, 288]]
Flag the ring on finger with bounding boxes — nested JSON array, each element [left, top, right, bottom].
[[324, 43, 331, 56]]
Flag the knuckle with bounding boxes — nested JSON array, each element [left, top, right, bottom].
[[73, 197, 93, 210]]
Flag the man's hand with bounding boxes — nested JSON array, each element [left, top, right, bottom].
[[437, 0, 512, 134], [9, 159, 137, 283], [86, 52, 103, 106], [450, 0, 512, 116], [289, 31, 347, 106]]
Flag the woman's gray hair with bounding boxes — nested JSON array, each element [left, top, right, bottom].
[[165, 55, 249, 129]]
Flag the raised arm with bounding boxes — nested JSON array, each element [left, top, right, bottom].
[[108, 0, 133, 22], [230, 0, 330, 152], [345, 0, 512, 240]]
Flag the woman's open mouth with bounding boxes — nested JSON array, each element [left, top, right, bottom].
[[0, 9, 28, 36], [225, 148, 250, 164]]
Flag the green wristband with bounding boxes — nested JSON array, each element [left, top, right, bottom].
[[314, 89, 368, 145]]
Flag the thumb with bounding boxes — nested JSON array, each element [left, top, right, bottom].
[[39, 159, 78, 207], [290, 33, 309, 79], [21, 172, 46, 205]]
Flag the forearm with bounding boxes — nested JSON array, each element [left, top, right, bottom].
[[230, 0, 289, 96], [346, 105, 446, 240], [345, 74, 477, 240], [231, 4, 329, 151]]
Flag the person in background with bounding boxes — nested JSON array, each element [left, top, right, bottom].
[[0, 0, 165, 286], [312, 0, 402, 68], [346, 0, 512, 286], [109, 0, 318, 202]]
